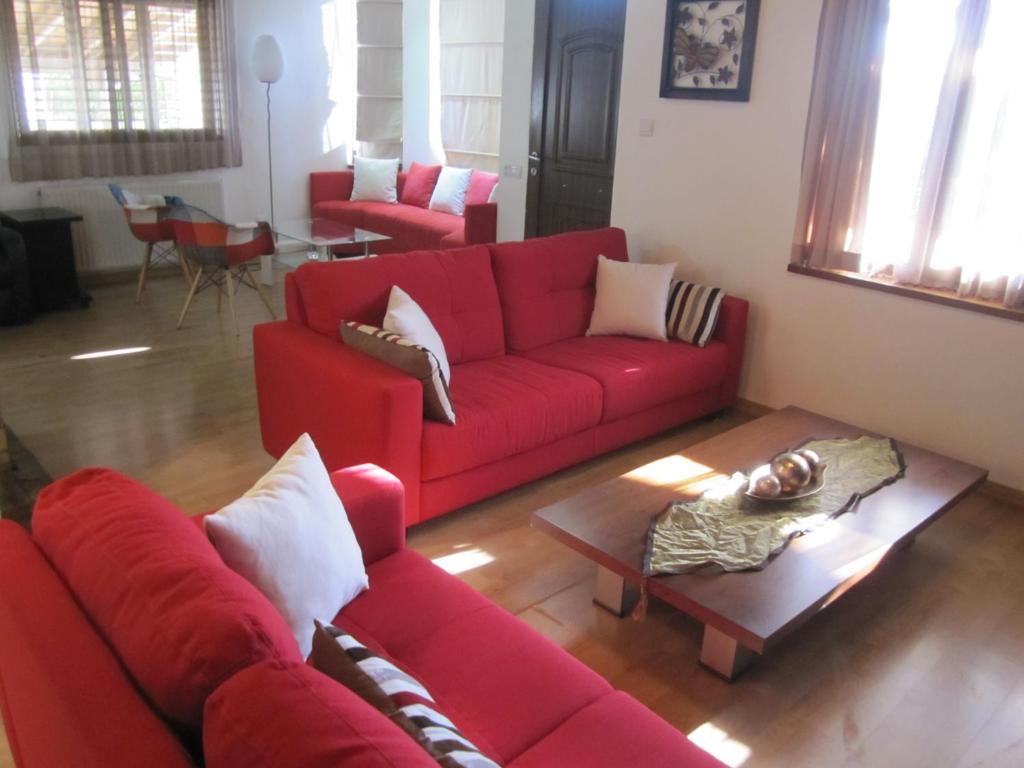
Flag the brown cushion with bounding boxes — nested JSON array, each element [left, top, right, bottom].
[[341, 321, 455, 425], [311, 621, 500, 767]]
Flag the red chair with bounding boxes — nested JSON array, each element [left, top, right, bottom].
[[168, 205, 277, 334], [108, 184, 191, 302]]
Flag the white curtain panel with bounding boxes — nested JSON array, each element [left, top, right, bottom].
[[356, 0, 403, 159], [439, 0, 504, 172]]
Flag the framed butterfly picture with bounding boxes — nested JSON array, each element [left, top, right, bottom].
[[660, 0, 761, 101]]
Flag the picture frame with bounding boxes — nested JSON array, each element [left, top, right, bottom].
[[660, 0, 761, 102]]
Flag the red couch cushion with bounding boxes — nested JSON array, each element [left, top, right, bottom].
[[0, 522, 194, 768], [334, 550, 613, 764], [466, 170, 499, 206], [293, 245, 505, 364], [519, 336, 730, 423], [508, 691, 727, 768], [31, 469, 300, 731], [363, 204, 464, 251], [203, 659, 438, 768], [400, 162, 443, 208], [489, 227, 629, 352], [421, 355, 603, 481], [311, 200, 400, 229]]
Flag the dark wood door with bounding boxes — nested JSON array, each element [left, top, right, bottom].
[[526, 0, 626, 238]]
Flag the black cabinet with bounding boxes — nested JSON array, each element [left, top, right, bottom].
[[0, 207, 91, 313]]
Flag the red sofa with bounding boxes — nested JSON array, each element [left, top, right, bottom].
[[310, 169, 498, 253], [0, 466, 725, 768], [255, 227, 749, 525]]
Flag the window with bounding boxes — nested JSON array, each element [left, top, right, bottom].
[[1, 0, 241, 181], [355, 0, 403, 160], [439, 0, 503, 172], [792, 0, 1023, 314]]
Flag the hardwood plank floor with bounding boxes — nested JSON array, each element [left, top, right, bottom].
[[1, 274, 1021, 768]]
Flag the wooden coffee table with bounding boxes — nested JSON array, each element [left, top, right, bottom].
[[532, 407, 987, 680]]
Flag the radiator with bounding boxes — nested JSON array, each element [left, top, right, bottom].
[[44, 179, 225, 273]]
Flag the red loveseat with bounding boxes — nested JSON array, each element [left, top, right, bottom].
[[310, 169, 498, 253], [255, 227, 749, 526], [0, 466, 725, 768]]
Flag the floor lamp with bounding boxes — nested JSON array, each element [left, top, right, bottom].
[[252, 34, 284, 285]]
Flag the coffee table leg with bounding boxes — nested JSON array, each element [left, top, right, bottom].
[[700, 625, 755, 681], [593, 566, 639, 617]]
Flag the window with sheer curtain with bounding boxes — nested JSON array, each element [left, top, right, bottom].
[[792, 0, 1023, 311], [439, 0, 503, 172], [354, 0, 402, 160], [1, 0, 241, 181]]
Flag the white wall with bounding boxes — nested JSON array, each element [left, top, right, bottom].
[[494, 0, 534, 241], [609, 0, 1024, 489], [0, 0, 349, 227]]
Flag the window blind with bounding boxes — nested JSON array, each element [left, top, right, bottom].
[[1, 0, 241, 181], [439, 0, 503, 172], [355, 0, 402, 160]]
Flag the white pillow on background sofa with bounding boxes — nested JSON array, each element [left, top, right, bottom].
[[204, 433, 368, 658], [428, 166, 473, 216], [350, 156, 400, 203], [587, 255, 676, 341]]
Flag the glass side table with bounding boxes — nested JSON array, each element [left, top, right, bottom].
[[273, 219, 392, 263]]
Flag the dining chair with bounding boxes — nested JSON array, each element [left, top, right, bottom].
[[167, 205, 277, 335], [108, 183, 191, 302]]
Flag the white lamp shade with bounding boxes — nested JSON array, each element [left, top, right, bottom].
[[252, 35, 284, 83]]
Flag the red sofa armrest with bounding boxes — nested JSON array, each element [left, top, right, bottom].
[[462, 202, 498, 245], [713, 295, 749, 409], [254, 321, 425, 524], [310, 171, 354, 208], [330, 464, 405, 565]]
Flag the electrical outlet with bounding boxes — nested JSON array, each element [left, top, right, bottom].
[[502, 164, 523, 179]]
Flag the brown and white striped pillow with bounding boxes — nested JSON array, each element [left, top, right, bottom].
[[665, 280, 724, 347], [341, 321, 456, 425], [312, 622, 501, 768]]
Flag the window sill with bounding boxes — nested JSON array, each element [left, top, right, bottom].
[[787, 264, 1024, 325]]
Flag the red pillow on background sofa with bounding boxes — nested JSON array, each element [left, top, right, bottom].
[[400, 162, 443, 209], [465, 170, 499, 206], [31, 468, 301, 732]]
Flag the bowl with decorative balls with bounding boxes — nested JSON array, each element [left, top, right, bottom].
[[745, 448, 827, 502]]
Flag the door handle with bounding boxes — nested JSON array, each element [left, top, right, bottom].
[[528, 152, 541, 162]]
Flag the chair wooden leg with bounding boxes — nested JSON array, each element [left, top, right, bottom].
[[177, 246, 192, 284], [243, 264, 277, 319], [136, 242, 153, 303], [225, 267, 239, 336], [177, 265, 204, 330], [216, 269, 224, 313]]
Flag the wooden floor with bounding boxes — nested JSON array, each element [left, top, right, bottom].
[[1, 274, 1022, 768]]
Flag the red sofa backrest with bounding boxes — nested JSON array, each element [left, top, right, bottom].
[[489, 227, 629, 352], [31, 469, 301, 733], [0, 521, 194, 768], [290, 245, 506, 365]]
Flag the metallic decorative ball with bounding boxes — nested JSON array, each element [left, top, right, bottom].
[[770, 452, 812, 493], [795, 449, 821, 476], [751, 473, 783, 498]]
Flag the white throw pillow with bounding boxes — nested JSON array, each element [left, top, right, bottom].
[[204, 433, 368, 658], [587, 255, 676, 341], [350, 157, 399, 203], [428, 166, 473, 216], [383, 285, 452, 384], [487, 182, 499, 204]]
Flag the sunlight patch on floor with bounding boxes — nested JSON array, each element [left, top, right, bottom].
[[431, 548, 495, 575], [70, 346, 151, 361], [688, 722, 752, 767]]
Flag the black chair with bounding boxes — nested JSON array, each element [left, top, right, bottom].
[[0, 225, 33, 325]]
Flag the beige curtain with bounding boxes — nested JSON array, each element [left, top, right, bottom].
[[791, 0, 890, 271], [1, 0, 241, 181], [439, 0, 503, 173], [355, 0, 402, 160]]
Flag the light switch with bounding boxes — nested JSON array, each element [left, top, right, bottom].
[[638, 119, 655, 137], [503, 164, 523, 178]]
